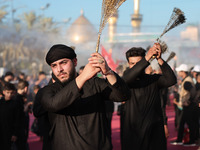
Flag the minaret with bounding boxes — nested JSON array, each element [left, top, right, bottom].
[[108, 11, 118, 43], [131, 0, 142, 32]]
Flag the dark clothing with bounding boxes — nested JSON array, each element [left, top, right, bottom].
[[173, 90, 181, 129], [160, 88, 168, 125], [177, 79, 199, 143], [40, 73, 130, 150], [105, 100, 114, 137], [177, 103, 199, 143], [196, 83, 200, 104], [119, 103, 125, 143], [105, 100, 114, 114], [195, 83, 200, 140], [121, 58, 177, 150], [0, 98, 19, 150], [14, 94, 29, 150], [196, 82, 200, 91], [33, 86, 52, 150]]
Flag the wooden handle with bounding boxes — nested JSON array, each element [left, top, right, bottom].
[[95, 34, 101, 53]]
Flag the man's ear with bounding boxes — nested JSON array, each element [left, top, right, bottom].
[[72, 58, 77, 67]]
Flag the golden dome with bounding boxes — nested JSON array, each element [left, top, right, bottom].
[[67, 10, 97, 43]]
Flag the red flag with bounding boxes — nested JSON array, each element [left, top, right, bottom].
[[101, 45, 118, 71]]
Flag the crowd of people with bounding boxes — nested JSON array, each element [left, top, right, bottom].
[[0, 71, 49, 150], [170, 64, 200, 146], [0, 42, 199, 150]]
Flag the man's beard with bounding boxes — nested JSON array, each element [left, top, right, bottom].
[[61, 67, 76, 84]]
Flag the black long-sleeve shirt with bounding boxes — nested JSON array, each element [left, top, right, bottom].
[[40, 73, 130, 150], [33, 80, 53, 150], [121, 58, 177, 150]]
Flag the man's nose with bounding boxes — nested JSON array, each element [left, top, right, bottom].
[[57, 65, 63, 72]]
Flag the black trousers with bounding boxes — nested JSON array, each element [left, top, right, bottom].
[[0, 132, 12, 150], [174, 104, 182, 129], [177, 103, 199, 143]]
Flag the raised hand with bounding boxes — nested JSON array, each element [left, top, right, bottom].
[[81, 63, 101, 80], [88, 53, 111, 75], [154, 43, 162, 59], [145, 44, 158, 61], [75, 63, 101, 90]]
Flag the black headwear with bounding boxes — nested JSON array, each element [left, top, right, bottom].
[[46, 44, 76, 65]]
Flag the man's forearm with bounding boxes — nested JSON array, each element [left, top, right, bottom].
[[123, 58, 149, 84], [105, 70, 117, 85], [158, 60, 177, 87], [75, 73, 87, 90], [106, 73, 131, 102]]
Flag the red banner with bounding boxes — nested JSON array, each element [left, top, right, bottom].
[[101, 45, 118, 71]]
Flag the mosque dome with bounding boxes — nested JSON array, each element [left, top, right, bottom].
[[67, 10, 97, 44]]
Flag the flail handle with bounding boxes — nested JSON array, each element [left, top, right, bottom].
[[96, 34, 101, 53]]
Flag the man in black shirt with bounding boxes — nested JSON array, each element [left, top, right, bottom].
[[38, 44, 130, 150], [121, 43, 177, 150]]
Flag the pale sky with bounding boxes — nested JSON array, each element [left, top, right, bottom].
[[1, 0, 200, 67], [3, 0, 200, 29]]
